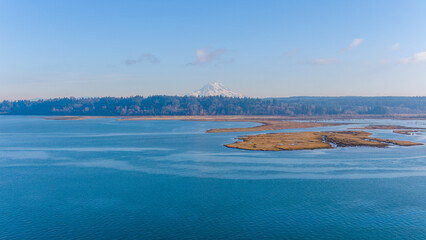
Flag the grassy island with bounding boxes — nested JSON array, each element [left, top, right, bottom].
[[225, 131, 423, 151]]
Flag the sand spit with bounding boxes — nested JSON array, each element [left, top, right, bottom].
[[393, 129, 426, 135], [45, 115, 341, 132], [353, 125, 426, 135], [354, 125, 419, 130], [225, 131, 423, 151], [206, 121, 339, 133]]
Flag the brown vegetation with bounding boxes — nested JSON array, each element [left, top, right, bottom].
[[225, 131, 423, 151]]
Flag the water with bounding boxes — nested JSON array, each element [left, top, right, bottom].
[[0, 116, 425, 239]]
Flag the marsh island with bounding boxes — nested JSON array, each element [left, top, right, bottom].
[[225, 131, 423, 151]]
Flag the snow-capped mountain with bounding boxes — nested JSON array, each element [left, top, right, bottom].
[[188, 82, 243, 98]]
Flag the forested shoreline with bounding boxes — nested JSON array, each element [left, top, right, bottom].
[[1, 96, 425, 116]]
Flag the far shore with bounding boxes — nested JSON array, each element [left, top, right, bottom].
[[45, 114, 426, 121]]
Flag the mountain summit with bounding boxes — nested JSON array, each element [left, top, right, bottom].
[[188, 82, 243, 97]]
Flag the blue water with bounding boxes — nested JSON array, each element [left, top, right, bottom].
[[0, 116, 425, 239]]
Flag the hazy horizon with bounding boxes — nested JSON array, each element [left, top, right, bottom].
[[1, 0, 426, 100]]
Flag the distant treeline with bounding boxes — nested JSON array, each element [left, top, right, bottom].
[[1, 96, 425, 116]]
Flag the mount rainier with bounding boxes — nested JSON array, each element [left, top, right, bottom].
[[188, 82, 243, 98]]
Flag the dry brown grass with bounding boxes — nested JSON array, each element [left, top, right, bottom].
[[225, 131, 423, 151]]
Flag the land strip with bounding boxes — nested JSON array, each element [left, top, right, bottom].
[[225, 131, 423, 151], [353, 125, 426, 135], [46, 115, 342, 132], [206, 121, 339, 133]]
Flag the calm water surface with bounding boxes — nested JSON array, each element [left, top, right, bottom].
[[0, 116, 425, 239]]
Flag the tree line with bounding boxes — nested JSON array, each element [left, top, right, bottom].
[[0, 96, 425, 116]]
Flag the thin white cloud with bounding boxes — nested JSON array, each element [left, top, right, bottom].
[[126, 54, 159, 65], [399, 52, 426, 64], [349, 38, 364, 48], [307, 59, 338, 65], [341, 38, 365, 53], [391, 43, 400, 51], [193, 48, 226, 65]]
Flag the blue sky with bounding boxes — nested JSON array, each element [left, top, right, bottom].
[[1, 0, 425, 99]]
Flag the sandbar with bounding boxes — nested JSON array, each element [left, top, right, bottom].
[[46, 115, 341, 132], [353, 125, 426, 135], [206, 121, 339, 133]]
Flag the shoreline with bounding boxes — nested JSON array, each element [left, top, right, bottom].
[[44, 114, 426, 121]]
